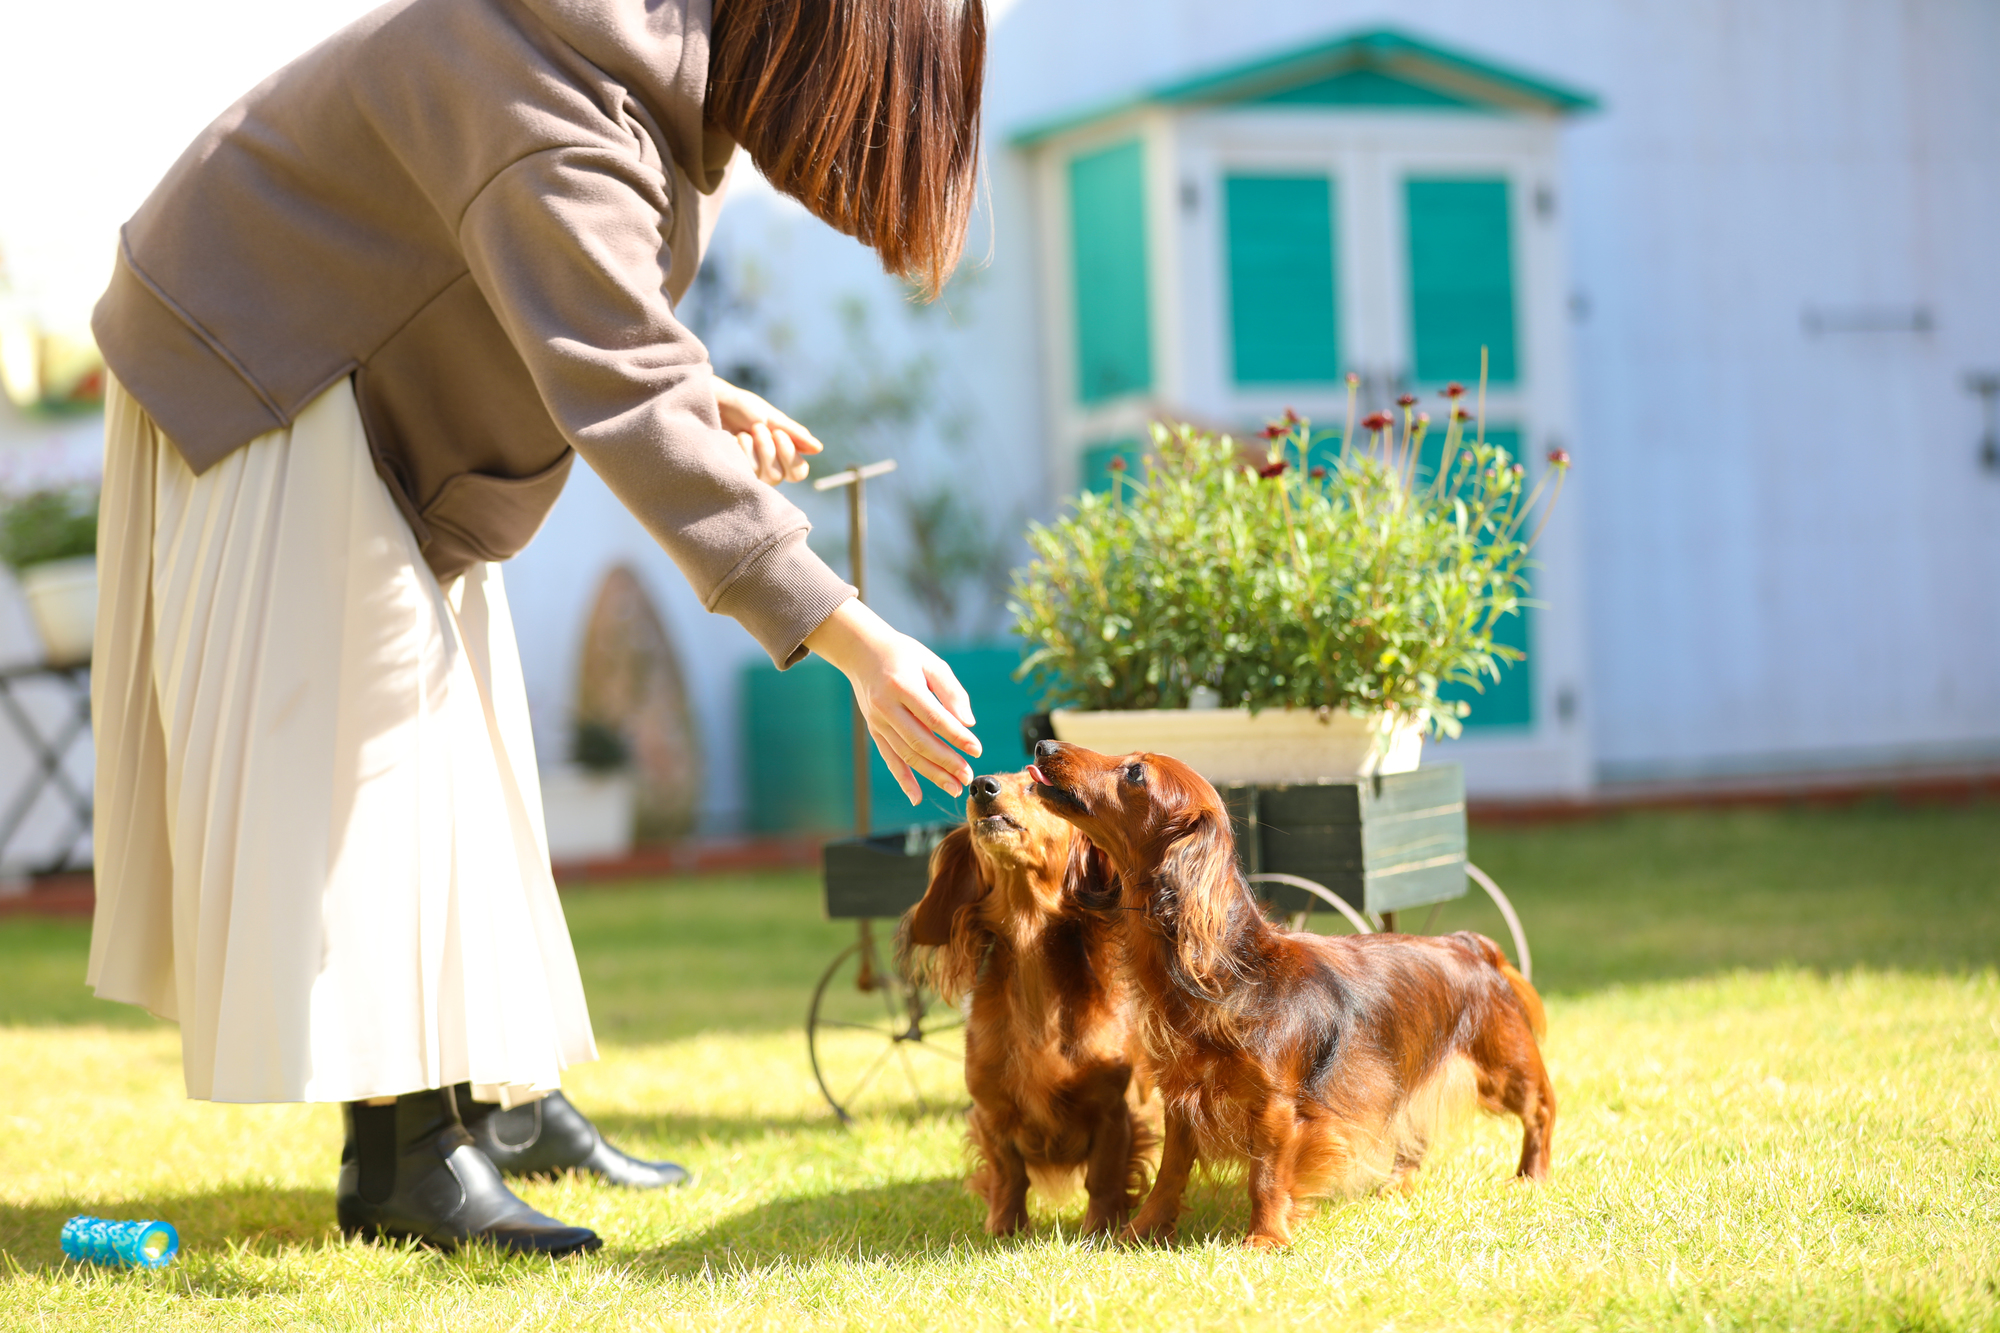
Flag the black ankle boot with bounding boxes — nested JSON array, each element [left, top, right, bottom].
[[337, 1088, 603, 1256], [455, 1086, 688, 1190]]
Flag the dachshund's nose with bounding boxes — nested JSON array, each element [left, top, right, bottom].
[[970, 774, 1003, 805], [1034, 739, 1062, 761]]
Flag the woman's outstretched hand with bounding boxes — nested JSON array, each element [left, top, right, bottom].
[[804, 600, 981, 803], [714, 374, 822, 484]]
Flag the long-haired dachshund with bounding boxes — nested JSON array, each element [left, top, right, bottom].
[[901, 770, 1156, 1237], [1026, 741, 1554, 1249]]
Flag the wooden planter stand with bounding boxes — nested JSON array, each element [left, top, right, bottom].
[[1220, 764, 1467, 926]]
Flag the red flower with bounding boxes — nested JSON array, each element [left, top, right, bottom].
[[1257, 459, 1289, 479], [1107, 455, 1127, 471], [1284, 406, 1301, 425], [1546, 447, 1572, 467], [1453, 407, 1474, 423], [1442, 382, 1466, 399], [1309, 466, 1327, 480], [1260, 423, 1286, 440], [1362, 411, 1394, 432], [1397, 393, 1418, 408]]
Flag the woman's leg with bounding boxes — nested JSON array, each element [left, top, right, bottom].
[[338, 1085, 600, 1255]]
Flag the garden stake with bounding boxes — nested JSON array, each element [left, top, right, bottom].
[[812, 459, 898, 992]]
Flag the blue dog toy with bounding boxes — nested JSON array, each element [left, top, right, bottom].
[[60, 1216, 179, 1269]]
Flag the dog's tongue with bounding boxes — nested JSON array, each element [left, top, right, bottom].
[[1027, 764, 1051, 787]]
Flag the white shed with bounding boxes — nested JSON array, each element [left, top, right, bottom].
[[1012, 28, 1598, 794]]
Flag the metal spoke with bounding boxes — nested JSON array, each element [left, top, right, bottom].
[[903, 1037, 965, 1062], [839, 1042, 898, 1111], [813, 1017, 903, 1036], [894, 1039, 928, 1114]]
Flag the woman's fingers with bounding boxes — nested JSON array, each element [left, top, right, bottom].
[[737, 430, 776, 484], [769, 412, 825, 456], [751, 423, 780, 481], [923, 659, 977, 731], [868, 721, 923, 805], [897, 670, 981, 758], [774, 430, 811, 482], [882, 699, 973, 790]]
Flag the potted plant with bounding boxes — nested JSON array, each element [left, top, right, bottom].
[[1011, 372, 1569, 784], [539, 718, 638, 863], [0, 488, 99, 668]]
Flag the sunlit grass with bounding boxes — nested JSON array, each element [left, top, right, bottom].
[[1, 801, 1996, 1330]]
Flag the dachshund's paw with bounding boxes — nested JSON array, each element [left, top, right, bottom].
[[1078, 1213, 1121, 1239], [1243, 1231, 1291, 1250], [984, 1212, 1031, 1238]]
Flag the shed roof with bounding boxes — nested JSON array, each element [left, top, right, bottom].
[[1010, 26, 1598, 147]]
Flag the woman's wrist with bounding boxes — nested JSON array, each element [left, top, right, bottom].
[[802, 598, 888, 675]]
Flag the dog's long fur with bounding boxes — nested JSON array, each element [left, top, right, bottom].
[[900, 771, 1157, 1237], [1028, 742, 1555, 1249]]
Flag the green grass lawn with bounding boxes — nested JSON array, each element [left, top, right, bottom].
[[2, 800, 1997, 1330]]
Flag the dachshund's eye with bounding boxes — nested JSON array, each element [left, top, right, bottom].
[[1124, 763, 1146, 785]]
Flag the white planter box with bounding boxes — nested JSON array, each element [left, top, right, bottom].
[[539, 767, 635, 863], [1048, 707, 1425, 785], [19, 556, 95, 668]]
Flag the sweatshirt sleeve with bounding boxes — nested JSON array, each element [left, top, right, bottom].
[[457, 145, 854, 667]]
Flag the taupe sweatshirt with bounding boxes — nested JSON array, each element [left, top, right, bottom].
[[92, 0, 854, 666]]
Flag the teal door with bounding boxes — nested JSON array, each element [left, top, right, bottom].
[[1404, 177, 1517, 386], [1070, 140, 1152, 404], [1224, 174, 1340, 385]]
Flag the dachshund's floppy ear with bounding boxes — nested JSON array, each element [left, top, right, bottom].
[[906, 825, 985, 947], [901, 825, 988, 1001], [1154, 804, 1243, 990], [1066, 835, 1120, 914]]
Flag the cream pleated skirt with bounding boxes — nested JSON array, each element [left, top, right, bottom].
[[86, 376, 597, 1105]]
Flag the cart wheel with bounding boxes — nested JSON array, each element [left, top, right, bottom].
[[1465, 862, 1532, 983], [1248, 872, 1373, 936], [806, 936, 967, 1124]]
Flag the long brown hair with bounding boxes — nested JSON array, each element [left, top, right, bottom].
[[706, 0, 985, 299]]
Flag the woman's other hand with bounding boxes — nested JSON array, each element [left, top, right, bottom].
[[803, 600, 981, 803], [714, 374, 823, 484]]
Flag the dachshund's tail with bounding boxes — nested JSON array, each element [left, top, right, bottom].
[[1458, 931, 1547, 1039]]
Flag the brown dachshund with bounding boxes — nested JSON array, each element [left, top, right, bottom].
[[1026, 741, 1554, 1249], [901, 770, 1156, 1237]]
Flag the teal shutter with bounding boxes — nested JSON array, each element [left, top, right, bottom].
[[742, 647, 1038, 835], [1225, 174, 1340, 385], [1080, 438, 1143, 494], [1429, 425, 1533, 730], [1405, 178, 1517, 385], [1070, 140, 1152, 403]]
